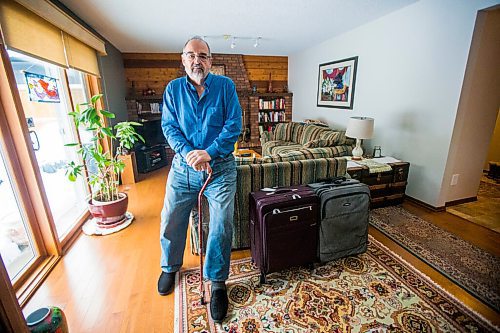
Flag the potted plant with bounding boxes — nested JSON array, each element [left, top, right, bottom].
[[65, 94, 144, 227]]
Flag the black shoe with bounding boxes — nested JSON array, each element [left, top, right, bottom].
[[158, 271, 176, 296], [210, 288, 228, 323]]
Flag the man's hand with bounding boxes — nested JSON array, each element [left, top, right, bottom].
[[192, 161, 212, 173], [186, 150, 212, 170]]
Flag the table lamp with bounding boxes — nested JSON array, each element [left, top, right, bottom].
[[345, 116, 374, 160]]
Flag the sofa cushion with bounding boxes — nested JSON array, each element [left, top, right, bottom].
[[273, 122, 305, 143], [300, 124, 334, 145], [263, 143, 304, 156], [303, 139, 330, 148], [319, 130, 344, 145], [261, 145, 353, 163], [261, 150, 310, 163]]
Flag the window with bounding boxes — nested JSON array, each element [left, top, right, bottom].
[[0, 147, 37, 281], [8, 50, 90, 240]]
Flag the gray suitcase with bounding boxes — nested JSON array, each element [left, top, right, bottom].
[[308, 177, 370, 262]]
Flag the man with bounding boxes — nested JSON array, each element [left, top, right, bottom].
[[158, 36, 242, 323]]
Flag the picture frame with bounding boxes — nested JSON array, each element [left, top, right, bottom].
[[24, 72, 60, 103], [210, 64, 225, 76], [317, 56, 358, 109]]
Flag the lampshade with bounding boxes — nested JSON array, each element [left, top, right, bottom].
[[345, 117, 374, 139]]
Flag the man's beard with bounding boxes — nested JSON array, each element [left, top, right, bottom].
[[187, 65, 208, 82]]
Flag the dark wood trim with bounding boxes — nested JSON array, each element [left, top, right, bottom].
[[16, 256, 60, 308], [445, 196, 478, 207], [0, 257, 28, 332], [123, 59, 180, 68], [405, 195, 446, 212]]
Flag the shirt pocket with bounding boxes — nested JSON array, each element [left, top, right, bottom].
[[207, 106, 224, 128]]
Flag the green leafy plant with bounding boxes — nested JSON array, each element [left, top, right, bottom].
[[65, 94, 144, 202]]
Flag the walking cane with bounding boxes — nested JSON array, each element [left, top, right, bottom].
[[198, 169, 212, 305]]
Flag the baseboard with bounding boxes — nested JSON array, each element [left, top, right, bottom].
[[445, 196, 477, 207], [405, 196, 446, 212], [405, 195, 478, 211]]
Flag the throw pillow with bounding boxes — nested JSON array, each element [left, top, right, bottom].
[[319, 131, 342, 145]]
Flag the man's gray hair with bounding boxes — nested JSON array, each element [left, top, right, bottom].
[[183, 36, 211, 56]]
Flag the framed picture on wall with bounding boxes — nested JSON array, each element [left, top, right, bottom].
[[317, 56, 358, 109], [210, 65, 225, 76]]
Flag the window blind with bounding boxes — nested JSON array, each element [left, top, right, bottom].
[[63, 33, 100, 77], [0, 0, 67, 68], [0, 0, 106, 76]]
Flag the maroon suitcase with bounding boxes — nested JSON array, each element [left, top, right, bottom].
[[249, 185, 319, 284]]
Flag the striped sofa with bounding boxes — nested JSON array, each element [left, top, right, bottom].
[[261, 122, 354, 157], [190, 156, 347, 254]]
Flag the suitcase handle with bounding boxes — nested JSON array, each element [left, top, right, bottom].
[[266, 188, 298, 195]]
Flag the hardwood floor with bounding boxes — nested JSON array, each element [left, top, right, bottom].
[[23, 167, 500, 332]]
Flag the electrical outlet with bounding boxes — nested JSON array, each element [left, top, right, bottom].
[[451, 174, 459, 186]]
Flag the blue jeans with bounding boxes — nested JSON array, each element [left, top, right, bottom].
[[160, 154, 236, 281]]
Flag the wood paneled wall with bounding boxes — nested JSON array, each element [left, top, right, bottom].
[[243, 55, 288, 93], [123, 53, 181, 96], [122, 53, 288, 95]]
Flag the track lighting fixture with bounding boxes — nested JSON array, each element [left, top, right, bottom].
[[203, 35, 262, 49]]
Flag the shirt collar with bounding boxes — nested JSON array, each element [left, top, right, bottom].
[[185, 72, 213, 91]]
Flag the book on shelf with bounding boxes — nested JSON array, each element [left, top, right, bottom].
[[258, 110, 286, 123], [258, 98, 286, 110]]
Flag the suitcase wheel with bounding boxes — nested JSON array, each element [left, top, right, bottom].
[[259, 271, 266, 285]]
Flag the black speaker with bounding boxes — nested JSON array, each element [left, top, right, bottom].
[[135, 145, 168, 173]]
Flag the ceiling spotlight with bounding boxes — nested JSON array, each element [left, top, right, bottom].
[[230, 37, 236, 49], [253, 37, 261, 48]]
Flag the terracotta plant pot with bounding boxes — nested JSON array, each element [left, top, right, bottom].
[[88, 192, 128, 226]]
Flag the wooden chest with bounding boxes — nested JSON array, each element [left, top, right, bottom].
[[347, 160, 410, 208]]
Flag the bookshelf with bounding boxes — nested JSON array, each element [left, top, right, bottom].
[[243, 92, 292, 149], [258, 96, 287, 135]]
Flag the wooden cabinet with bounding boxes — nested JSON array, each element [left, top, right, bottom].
[[119, 153, 138, 185], [347, 159, 410, 208]]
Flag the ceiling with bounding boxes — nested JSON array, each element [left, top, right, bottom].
[[59, 0, 417, 56]]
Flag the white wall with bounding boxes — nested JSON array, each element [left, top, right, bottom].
[[442, 8, 500, 204], [289, 0, 498, 207]]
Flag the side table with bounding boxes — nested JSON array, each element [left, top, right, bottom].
[[347, 157, 410, 208]]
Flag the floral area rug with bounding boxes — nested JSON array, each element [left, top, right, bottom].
[[447, 179, 500, 233], [175, 236, 496, 333], [370, 206, 500, 313]]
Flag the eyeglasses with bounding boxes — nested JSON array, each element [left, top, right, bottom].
[[182, 52, 211, 62]]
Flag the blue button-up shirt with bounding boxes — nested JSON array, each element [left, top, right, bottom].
[[161, 73, 242, 161]]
